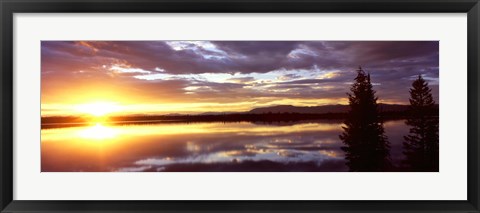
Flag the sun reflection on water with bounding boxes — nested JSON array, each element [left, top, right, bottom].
[[77, 123, 119, 140]]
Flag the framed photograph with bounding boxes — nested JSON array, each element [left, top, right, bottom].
[[1, 0, 479, 212]]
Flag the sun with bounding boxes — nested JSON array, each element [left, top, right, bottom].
[[75, 102, 122, 117]]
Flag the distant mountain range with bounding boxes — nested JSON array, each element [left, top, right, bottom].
[[197, 104, 432, 115], [248, 104, 412, 114], [42, 103, 439, 128]]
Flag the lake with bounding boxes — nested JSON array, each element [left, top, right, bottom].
[[41, 119, 408, 172]]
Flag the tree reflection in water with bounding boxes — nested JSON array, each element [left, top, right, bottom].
[[41, 119, 408, 172]]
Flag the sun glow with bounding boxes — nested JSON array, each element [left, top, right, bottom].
[[74, 102, 122, 116]]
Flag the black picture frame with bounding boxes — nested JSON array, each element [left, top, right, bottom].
[[1, 0, 479, 212]]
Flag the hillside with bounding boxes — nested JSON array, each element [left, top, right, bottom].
[[249, 104, 412, 114]]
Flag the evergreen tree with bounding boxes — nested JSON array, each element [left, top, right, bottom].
[[340, 67, 391, 171], [403, 75, 439, 171]]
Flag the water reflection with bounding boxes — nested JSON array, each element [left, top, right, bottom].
[[41, 120, 407, 172], [77, 123, 120, 140]]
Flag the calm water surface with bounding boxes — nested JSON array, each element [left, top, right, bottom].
[[41, 120, 408, 172]]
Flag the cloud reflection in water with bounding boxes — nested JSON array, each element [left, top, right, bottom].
[[41, 120, 406, 172]]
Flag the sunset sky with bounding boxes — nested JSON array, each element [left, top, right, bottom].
[[41, 41, 439, 116]]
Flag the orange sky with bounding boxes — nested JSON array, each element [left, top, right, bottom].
[[41, 41, 439, 117]]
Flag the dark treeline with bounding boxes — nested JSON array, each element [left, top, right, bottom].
[[339, 67, 439, 172], [41, 110, 438, 129], [41, 113, 346, 128]]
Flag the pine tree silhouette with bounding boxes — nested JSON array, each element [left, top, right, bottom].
[[403, 75, 439, 171], [340, 66, 391, 171]]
